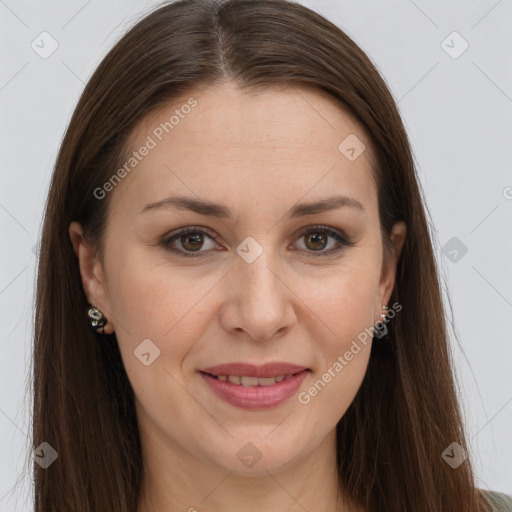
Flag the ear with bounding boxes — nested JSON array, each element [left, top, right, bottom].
[[69, 221, 115, 334], [376, 220, 406, 319]]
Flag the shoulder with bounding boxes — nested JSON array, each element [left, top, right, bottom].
[[480, 489, 512, 511]]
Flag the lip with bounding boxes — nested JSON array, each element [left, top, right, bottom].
[[200, 370, 310, 410], [199, 362, 308, 378]]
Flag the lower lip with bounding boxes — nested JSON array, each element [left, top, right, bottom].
[[200, 370, 310, 410]]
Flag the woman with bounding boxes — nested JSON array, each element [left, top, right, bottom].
[[32, 0, 512, 510]]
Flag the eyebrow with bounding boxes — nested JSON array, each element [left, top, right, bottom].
[[139, 194, 366, 220]]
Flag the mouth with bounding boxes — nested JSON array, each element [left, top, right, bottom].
[[198, 362, 311, 410], [199, 362, 310, 378], [199, 371, 307, 387]]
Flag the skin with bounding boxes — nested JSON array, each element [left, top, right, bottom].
[[70, 82, 406, 512]]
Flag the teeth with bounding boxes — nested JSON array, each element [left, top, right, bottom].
[[215, 374, 292, 386], [258, 377, 277, 386], [241, 376, 259, 387]]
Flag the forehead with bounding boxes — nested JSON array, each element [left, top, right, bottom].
[[108, 82, 378, 221]]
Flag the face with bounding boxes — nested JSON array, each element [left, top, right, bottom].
[[70, 82, 405, 475]]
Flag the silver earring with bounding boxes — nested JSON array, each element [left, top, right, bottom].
[[374, 304, 389, 339], [87, 305, 108, 334]]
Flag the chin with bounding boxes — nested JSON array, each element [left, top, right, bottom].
[[200, 432, 307, 474]]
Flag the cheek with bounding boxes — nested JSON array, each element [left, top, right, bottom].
[[109, 263, 208, 419], [300, 311, 373, 423], [303, 261, 380, 341], [296, 258, 378, 407], [317, 343, 371, 420], [107, 245, 215, 332], [105, 252, 213, 375]]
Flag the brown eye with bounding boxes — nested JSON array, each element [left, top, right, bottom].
[[161, 227, 218, 257], [294, 226, 354, 257], [160, 225, 354, 258], [180, 232, 205, 252], [303, 232, 328, 251]]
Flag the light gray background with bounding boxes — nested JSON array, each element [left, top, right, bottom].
[[1, 0, 511, 509]]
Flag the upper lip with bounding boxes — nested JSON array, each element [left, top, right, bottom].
[[199, 362, 310, 378]]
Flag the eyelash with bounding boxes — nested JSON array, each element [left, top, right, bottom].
[[159, 225, 354, 258]]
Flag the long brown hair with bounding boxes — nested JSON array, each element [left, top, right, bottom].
[[31, 0, 492, 510]]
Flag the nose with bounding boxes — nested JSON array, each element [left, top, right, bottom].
[[219, 248, 297, 342]]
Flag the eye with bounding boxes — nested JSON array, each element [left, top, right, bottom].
[[159, 225, 354, 258], [160, 226, 219, 257], [292, 225, 354, 257]]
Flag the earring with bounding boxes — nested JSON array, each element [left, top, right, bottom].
[[374, 304, 389, 339], [87, 305, 108, 334]]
